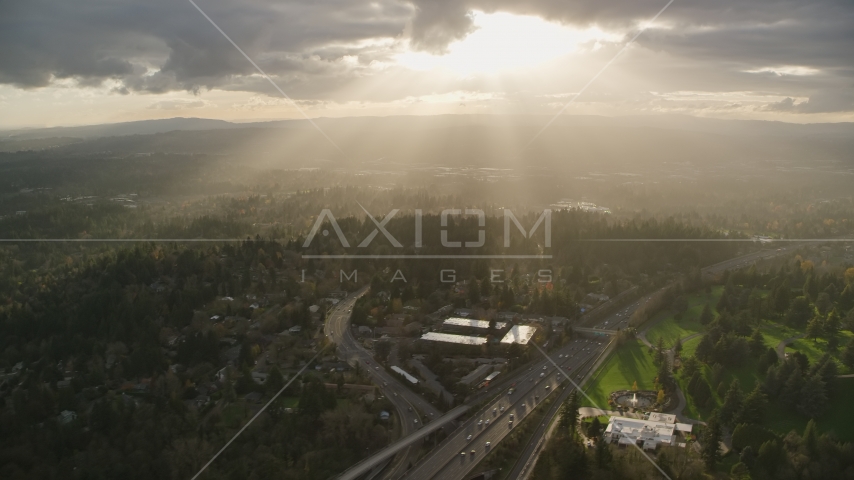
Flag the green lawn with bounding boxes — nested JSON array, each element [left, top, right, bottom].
[[582, 340, 658, 408], [680, 336, 703, 359], [645, 286, 724, 346], [785, 331, 854, 374]]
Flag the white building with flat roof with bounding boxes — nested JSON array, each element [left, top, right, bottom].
[[443, 317, 507, 330], [420, 332, 487, 346], [390, 366, 419, 384], [605, 415, 692, 450], [500, 325, 536, 345]]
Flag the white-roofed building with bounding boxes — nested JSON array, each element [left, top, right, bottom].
[[390, 366, 419, 384], [420, 332, 487, 346], [500, 325, 536, 344], [443, 317, 507, 330], [605, 415, 692, 450]]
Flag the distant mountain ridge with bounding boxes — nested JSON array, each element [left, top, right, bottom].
[[0, 117, 238, 140], [3, 114, 853, 142]]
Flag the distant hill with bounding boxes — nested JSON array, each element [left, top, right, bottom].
[[3, 114, 853, 142], [0, 117, 239, 140]]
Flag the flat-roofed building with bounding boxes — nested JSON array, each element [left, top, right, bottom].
[[420, 332, 487, 346], [605, 415, 692, 450], [500, 325, 536, 344], [390, 366, 419, 384], [443, 317, 508, 330]]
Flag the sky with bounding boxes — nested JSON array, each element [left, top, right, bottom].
[[1, 0, 853, 129]]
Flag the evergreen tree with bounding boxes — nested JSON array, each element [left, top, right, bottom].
[[757, 347, 779, 374], [797, 373, 828, 418], [681, 355, 700, 379], [595, 436, 612, 469], [587, 417, 603, 439], [701, 412, 723, 470], [559, 391, 580, 438], [720, 379, 744, 426], [802, 419, 819, 458], [757, 439, 783, 476], [806, 316, 824, 342], [735, 382, 768, 425], [842, 338, 854, 370], [748, 329, 765, 356]]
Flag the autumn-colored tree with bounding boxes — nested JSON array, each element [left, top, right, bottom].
[[631, 381, 638, 391]]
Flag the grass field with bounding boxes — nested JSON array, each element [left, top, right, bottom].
[[645, 286, 724, 346], [785, 330, 854, 375], [680, 336, 703, 359], [582, 340, 658, 408]]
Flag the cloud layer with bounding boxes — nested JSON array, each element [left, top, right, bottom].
[[1, 0, 852, 120]]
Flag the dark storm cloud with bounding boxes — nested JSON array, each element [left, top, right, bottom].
[[0, 0, 412, 93]]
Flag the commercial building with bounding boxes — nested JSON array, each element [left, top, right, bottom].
[[500, 325, 536, 345], [604, 415, 693, 450], [420, 332, 487, 346], [442, 317, 508, 330]]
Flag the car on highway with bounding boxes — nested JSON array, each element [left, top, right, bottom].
[[545, 385, 550, 390], [500, 406, 505, 412], [460, 452, 466, 457], [466, 435, 472, 441], [477, 420, 483, 426], [470, 450, 476, 455], [508, 421, 513, 428], [485, 419, 490, 425], [493, 408, 497, 415], [509, 413, 514, 420], [542, 365, 547, 370], [521, 403, 526, 408], [414, 419, 418, 424], [485, 441, 491, 448], [539, 372, 545, 378]]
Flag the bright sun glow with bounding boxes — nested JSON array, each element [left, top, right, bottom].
[[396, 11, 620, 76]]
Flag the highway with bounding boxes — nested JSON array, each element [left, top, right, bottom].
[[325, 289, 444, 480], [402, 338, 606, 480]]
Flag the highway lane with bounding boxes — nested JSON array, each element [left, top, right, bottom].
[[324, 289, 443, 480], [403, 338, 606, 480], [325, 290, 442, 419]]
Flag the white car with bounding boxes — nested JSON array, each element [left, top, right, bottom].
[[485, 419, 490, 425], [478, 420, 483, 426], [466, 434, 472, 441], [485, 441, 491, 447], [522, 403, 526, 408], [542, 365, 547, 370]]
